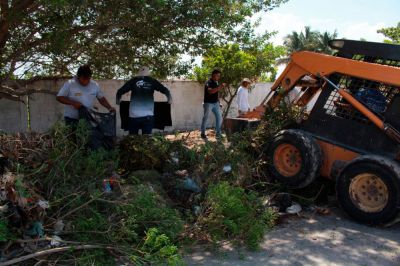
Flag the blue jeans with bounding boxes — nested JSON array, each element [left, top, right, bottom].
[[201, 102, 222, 136], [129, 116, 154, 135]]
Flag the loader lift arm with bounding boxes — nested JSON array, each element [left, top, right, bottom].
[[251, 51, 400, 144]]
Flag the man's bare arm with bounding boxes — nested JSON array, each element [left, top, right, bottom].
[[98, 97, 116, 112], [56, 96, 82, 109], [207, 83, 226, 94]]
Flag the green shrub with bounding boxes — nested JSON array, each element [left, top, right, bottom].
[[136, 227, 184, 266], [201, 182, 277, 250], [119, 135, 171, 172], [73, 207, 110, 242], [117, 184, 184, 241]]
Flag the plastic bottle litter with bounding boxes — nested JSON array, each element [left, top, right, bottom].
[[37, 200, 50, 210], [181, 178, 201, 193], [223, 164, 232, 173], [103, 179, 112, 193], [286, 202, 302, 214], [50, 235, 62, 247], [103, 171, 120, 193], [109, 172, 119, 188]]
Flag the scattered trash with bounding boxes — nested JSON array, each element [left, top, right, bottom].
[[223, 164, 232, 173], [268, 193, 292, 212], [171, 152, 179, 164], [102, 172, 120, 193], [193, 205, 201, 216], [180, 178, 201, 193], [103, 179, 113, 193], [37, 200, 49, 210], [175, 170, 188, 177], [53, 220, 65, 235], [0, 204, 8, 213], [286, 202, 302, 214], [25, 221, 44, 238], [50, 235, 63, 247]]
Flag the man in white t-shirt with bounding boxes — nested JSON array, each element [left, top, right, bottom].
[[56, 65, 115, 125], [236, 78, 251, 117]]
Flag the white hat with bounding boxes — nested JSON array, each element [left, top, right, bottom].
[[136, 66, 151, 76]]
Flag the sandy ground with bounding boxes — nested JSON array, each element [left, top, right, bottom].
[[185, 208, 400, 266]]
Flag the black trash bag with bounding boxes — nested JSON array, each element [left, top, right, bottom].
[[78, 107, 116, 150]]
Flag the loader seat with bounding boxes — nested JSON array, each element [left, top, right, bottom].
[[385, 95, 400, 131]]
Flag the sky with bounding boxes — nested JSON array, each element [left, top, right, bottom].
[[254, 0, 400, 45]]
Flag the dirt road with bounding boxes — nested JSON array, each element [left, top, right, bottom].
[[185, 208, 400, 266]]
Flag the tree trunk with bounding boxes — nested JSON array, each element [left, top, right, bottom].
[[222, 85, 239, 119]]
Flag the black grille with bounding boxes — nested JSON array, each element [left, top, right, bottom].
[[323, 74, 400, 124]]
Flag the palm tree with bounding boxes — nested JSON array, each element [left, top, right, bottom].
[[318, 30, 338, 54], [283, 26, 337, 55]]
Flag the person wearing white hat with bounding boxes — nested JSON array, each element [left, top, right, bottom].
[[236, 78, 251, 117], [116, 66, 172, 135]]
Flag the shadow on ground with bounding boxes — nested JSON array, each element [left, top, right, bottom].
[[185, 208, 400, 266]]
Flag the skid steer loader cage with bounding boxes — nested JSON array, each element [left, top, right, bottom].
[[300, 40, 400, 158], [264, 40, 400, 225]]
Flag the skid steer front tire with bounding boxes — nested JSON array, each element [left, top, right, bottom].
[[337, 156, 400, 225], [266, 130, 322, 189]]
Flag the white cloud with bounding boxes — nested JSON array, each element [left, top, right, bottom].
[[255, 12, 305, 45], [256, 11, 387, 45], [341, 22, 386, 42]]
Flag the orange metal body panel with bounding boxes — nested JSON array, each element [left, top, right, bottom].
[[245, 52, 400, 119], [317, 140, 359, 178], [245, 51, 400, 177], [270, 51, 400, 93]]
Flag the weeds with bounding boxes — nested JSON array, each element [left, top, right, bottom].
[[0, 102, 304, 264], [199, 182, 277, 250]]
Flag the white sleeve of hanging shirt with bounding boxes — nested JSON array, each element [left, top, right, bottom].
[[236, 87, 241, 107], [246, 89, 250, 110], [237, 87, 249, 112]]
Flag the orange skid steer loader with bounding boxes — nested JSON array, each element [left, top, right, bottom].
[[243, 40, 400, 225]]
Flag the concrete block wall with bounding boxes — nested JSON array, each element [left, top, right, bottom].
[[0, 79, 272, 135], [0, 98, 28, 133]]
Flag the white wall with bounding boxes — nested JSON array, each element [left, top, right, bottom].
[[0, 79, 273, 135]]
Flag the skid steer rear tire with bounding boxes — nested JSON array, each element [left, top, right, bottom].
[[266, 129, 322, 189], [337, 156, 400, 225]]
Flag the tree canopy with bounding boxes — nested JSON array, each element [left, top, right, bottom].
[[0, 0, 288, 78], [0, 0, 288, 100], [283, 26, 338, 55], [378, 22, 400, 44], [192, 36, 285, 117]]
